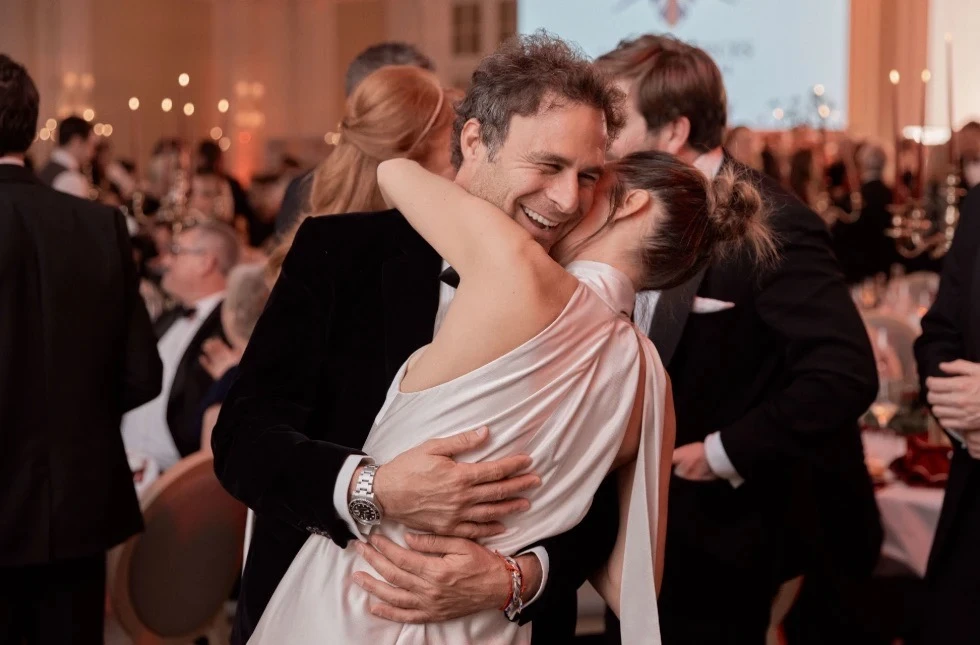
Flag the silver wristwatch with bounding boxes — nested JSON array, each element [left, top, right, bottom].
[[348, 464, 383, 526]]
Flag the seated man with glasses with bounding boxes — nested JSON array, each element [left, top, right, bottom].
[[121, 220, 240, 473]]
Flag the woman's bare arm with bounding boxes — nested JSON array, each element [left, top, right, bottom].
[[377, 158, 538, 281]]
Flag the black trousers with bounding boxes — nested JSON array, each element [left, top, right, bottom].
[[604, 565, 774, 645], [916, 477, 980, 645], [604, 598, 771, 645], [0, 554, 106, 645]]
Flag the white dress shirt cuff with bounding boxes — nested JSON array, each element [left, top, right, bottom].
[[947, 429, 965, 447], [704, 432, 745, 488], [333, 454, 375, 540], [516, 546, 550, 607]]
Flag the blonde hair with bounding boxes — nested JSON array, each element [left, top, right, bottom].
[[225, 264, 271, 341], [268, 66, 454, 273]]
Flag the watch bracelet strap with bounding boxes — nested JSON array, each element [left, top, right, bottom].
[[353, 463, 379, 497]]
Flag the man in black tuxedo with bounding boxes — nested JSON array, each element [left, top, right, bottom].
[[213, 34, 620, 644], [831, 143, 897, 283], [122, 221, 238, 469], [914, 183, 980, 644], [596, 36, 881, 644], [276, 41, 435, 235], [0, 54, 163, 644]]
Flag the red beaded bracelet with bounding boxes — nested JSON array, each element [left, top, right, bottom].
[[495, 551, 526, 617]]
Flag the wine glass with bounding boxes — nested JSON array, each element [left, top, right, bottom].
[[870, 379, 901, 429]]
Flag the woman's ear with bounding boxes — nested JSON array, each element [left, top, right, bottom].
[[610, 188, 651, 224]]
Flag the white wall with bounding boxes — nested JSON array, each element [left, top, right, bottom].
[[518, 0, 851, 129], [927, 0, 980, 129]]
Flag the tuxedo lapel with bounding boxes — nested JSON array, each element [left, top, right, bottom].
[[381, 231, 442, 379], [153, 308, 180, 339], [647, 267, 707, 367], [169, 305, 224, 415], [648, 153, 737, 367]]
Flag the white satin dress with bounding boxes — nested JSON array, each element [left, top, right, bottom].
[[249, 261, 667, 644]]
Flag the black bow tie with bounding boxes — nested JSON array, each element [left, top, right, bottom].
[[439, 266, 460, 289], [174, 304, 197, 318]]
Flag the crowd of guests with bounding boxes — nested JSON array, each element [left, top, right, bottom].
[[25, 63, 962, 489], [723, 122, 980, 286], [2, 27, 978, 645]]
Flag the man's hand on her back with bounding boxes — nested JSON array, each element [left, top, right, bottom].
[[362, 427, 541, 539], [353, 534, 543, 623]]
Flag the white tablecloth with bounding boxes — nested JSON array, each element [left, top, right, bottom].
[[876, 483, 944, 577], [862, 432, 945, 577]]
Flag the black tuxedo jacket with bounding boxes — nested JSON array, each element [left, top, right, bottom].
[[652, 164, 882, 604], [154, 303, 226, 458], [0, 163, 162, 566], [212, 210, 618, 644], [831, 179, 897, 283], [914, 184, 980, 639]]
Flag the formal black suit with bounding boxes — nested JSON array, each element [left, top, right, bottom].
[[153, 304, 227, 458], [831, 179, 898, 283], [914, 184, 980, 645], [623, 163, 881, 644], [212, 210, 618, 644], [0, 163, 162, 642]]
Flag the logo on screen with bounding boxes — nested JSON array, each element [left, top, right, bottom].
[[614, 0, 696, 26]]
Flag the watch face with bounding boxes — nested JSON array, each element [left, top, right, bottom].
[[349, 499, 382, 524]]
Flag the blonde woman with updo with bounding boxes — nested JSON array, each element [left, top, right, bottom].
[[267, 65, 457, 278]]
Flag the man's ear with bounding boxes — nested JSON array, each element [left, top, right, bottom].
[[459, 118, 485, 163], [662, 116, 692, 156]]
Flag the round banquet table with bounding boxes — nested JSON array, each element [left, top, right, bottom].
[[862, 432, 945, 577]]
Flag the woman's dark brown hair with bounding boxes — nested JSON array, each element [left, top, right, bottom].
[[609, 151, 776, 291]]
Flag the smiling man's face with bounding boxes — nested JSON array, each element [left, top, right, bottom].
[[457, 99, 608, 251]]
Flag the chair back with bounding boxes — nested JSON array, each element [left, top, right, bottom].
[[108, 452, 246, 643]]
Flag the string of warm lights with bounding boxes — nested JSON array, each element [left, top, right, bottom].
[[33, 69, 262, 156]]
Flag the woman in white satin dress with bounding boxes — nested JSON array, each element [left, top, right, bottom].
[[249, 151, 772, 644]]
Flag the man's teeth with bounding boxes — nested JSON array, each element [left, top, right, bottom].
[[522, 206, 558, 228]]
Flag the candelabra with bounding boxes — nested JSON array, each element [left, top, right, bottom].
[[885, 169, 962, 259], [815, 188, 863, 225]]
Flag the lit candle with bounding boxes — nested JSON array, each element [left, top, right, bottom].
[[889, 70, 902, 186], [918, 69, 931, 198], [889, 70, 901, 142], [945, 34, 955, 165]]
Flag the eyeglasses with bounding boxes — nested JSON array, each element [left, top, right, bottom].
[[169, 243, 207, 257]]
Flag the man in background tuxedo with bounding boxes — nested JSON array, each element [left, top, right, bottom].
[[831, 143, 897, 283], [914, 183, 980, 644], [597, 35, 881, 644], [0, 54, 162, 644], [213, 34, 619, 645], [122, 221, 238, 469], [275, 42, 435, 235], [37, 114, 96, 199]]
